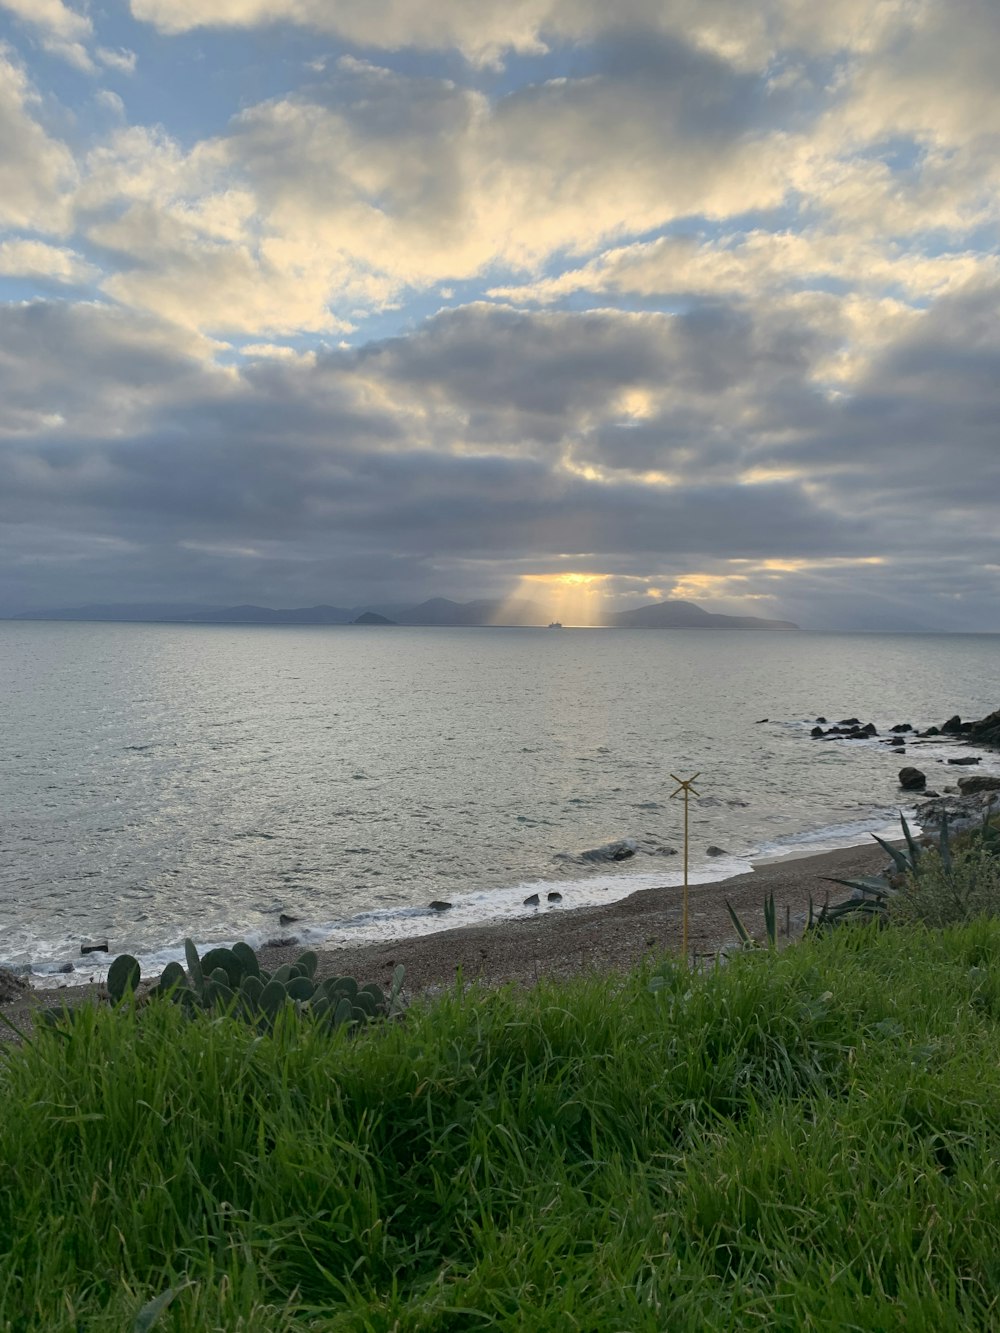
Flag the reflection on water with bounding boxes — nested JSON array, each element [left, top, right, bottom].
[[1, 621, 998, 969]]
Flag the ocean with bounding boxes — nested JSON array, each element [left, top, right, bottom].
[[2, 621, 998, 979]]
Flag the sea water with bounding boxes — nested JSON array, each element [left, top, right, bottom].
[[2, 621, 998, 977]]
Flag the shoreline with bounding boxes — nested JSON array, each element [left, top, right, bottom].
[[1, 839, 890, 1030]]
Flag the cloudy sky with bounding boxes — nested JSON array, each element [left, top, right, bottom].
[[1, 0, 997, 629]]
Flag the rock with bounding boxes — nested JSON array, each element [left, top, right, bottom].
[[547, 891, 563, 903], [838, 717, 861, 727], [957, 775, 1000, 795], [898, 767, 927, 791], [755, 718, 769, 724], [278, 912, 300, 926], [81, 938, 109, 955], [706, 845, 728, 857], [523, 893, 540, 906], [890, 723, 913, 733], [947, 756, 980, 765], [861, 722, 878, 736], [428, 900, 452, 912], [810, 725, 824, 738], [941, 714, 964, 734], [916, 789, 1000, 834], [892, 746, 905, 753], [968, 708, 1000, 749], [0, 969, 29, 1004], [57, 961, 74, 974], [815, 716, 827, 724], [922, 726, 940, 737]]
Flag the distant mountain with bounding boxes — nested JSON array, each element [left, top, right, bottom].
[[608, 600, 798, 630], [9, 596, 797, 630]]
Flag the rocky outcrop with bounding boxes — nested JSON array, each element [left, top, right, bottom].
[[811, 721, 878, 740], [916, 789, 1000, 833], [0, 969, 29, 1004], [957, 774, 1000, 796], [968, 708, 1000, 749]]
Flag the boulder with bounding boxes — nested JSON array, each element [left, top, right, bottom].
[[968, 708, 1000, 749], [523, 893, 540, 907], [815, 716, 827, 724], [890, 723, 913, 733], [278, 911, 300, 926], [941, 715, 964, 734], [838, 717, 861, 726], [428, 900, 452, 912], [898, 767, 926, 791], [706, 845, 728, 857], [957, 774, 1000, 796], [547, 892, 563, 903], [810, 726, 825, 738], [81, 938, 109, 955], [947, 756, 980, 765]]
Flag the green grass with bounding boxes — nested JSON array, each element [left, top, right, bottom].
[[4, 922, 1000, 1329]]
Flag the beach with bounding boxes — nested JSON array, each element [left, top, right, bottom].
[[0, 840, 889, 1034]]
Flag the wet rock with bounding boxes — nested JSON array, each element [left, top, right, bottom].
[[57, 962, 74, 974], [941, 715, 964, 734], [547, 891, 563, 903], [815, 716, 827, 724], [81, 938, 109, 955], [890, 723, 913, 733], [278, 912, 300, 926], [957, 774, 1000, 795], [916, 789, 1000, 834], [968, 708, 1000, 749], [947, 756, 980, 765], [838, 717, 861, 726], [428, 900, 453, 912], [0, 969, 29, 1004], [810, 725, 825, 738], [706, 845, 728, 857], [898, 767, 927, 791], [523, 893, 540, 906], [922, 726, 941, 737], [755, 717, 768, 723]]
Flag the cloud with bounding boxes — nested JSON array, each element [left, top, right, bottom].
[[2, 290, 997, 626], [0, 48, 76, 232], [0, 238, 96, 284]]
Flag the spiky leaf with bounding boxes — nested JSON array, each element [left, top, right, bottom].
[[724, 899, 754, 947]]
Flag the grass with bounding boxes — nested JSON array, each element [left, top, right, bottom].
[[3, 922, 1000, 1328]]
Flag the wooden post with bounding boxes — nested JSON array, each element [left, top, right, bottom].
[[669, 772, 701, 962]]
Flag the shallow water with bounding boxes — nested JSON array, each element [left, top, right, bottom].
[[2, 621, 998, 975]]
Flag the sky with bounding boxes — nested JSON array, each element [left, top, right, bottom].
[[0, 0, 998, 630]]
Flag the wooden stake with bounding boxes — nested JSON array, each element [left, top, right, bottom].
[[669, 772, 701, 962]]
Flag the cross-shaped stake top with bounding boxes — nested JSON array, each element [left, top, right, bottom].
[[669, 773, 701, 962]]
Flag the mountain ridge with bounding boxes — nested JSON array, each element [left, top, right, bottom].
[[9, 597, 798, 630]]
